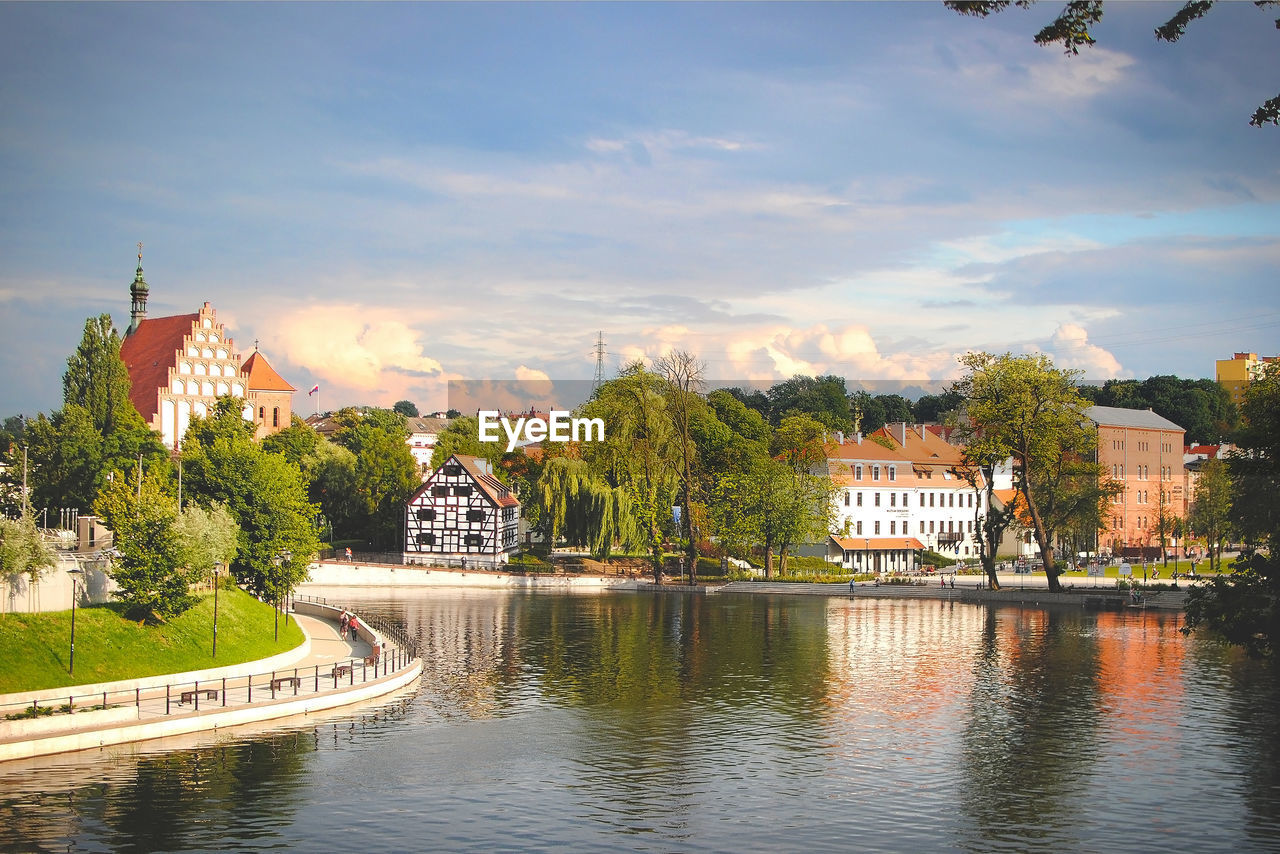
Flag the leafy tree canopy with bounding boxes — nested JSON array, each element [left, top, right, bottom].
[[944, 0, 1280, 127], [393, 399, 420, 417]]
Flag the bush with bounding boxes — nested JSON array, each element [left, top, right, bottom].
[[921, 550, 957, 568]]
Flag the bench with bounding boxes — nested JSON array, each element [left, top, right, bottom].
[[330, 665, 352, 679], [179, 689, 219, 705], [364, 654, 380, 667], [270, 676, 301, 691]]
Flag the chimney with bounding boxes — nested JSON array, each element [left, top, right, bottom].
[[836, 431, 844, 445], [855, 432, 862, 445], [899, 422, 907, 446]]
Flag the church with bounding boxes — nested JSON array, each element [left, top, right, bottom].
[[118, 249, 294, 449]]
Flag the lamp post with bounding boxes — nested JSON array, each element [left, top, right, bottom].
[[212, 561, 223, 658], [864, 537, 870, 576], [67, 566, 84, 676]]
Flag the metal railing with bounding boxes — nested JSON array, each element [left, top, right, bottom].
[[1, 605, 417, 726]]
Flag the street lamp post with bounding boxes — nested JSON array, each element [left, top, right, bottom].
[[67, 566, 84, 676], [864, 537, 870, 576], [212, 561, 223, 658]]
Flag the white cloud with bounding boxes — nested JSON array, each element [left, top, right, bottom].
[[1037, 322, 1127, 378]]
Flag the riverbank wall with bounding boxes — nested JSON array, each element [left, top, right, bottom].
[[716, 580, 1188, 610], [302, 560, 638, 591]]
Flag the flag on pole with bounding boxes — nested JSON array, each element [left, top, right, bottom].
[[308, 384, 319, 396]]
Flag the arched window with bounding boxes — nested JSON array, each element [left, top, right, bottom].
[[272, 407, 279, 427]]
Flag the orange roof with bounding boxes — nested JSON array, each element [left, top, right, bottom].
[[830, 535, 926, 551], [120, 313, 199, 423], [241, 350, 295, 392], [456, 454, 520, 508]]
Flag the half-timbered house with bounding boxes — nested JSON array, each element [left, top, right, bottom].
[[405, 454, 520, 564]]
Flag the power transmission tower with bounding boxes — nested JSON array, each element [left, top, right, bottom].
[[591, 331, 607, 393]]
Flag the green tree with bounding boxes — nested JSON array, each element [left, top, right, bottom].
[[334, 408, 419, 549], [180, 399, 319, 603], [95, 475, 193, 622], [0, 511, 57, 600], [1188, 458, 1233, 573], [24, 406, 102, 515], [581, 364, 681, 581], [173, 502, 240, 583], [851, 391, 887, 434], [431, 415, 506, 473], [767, 375, 853, 431], [958, 459, 1016, 590], [913, 390, 963, 423], [952, 352, 1100, 592], [656, 350, 706, 581], [944, 0, 1280, 127], [261, 415, 321, 465], [393, 399, 420, 418], [1183, 360, 1280, 655], [713, 456, 831, 578], [63, 314, 136, 437], [305, 440, 365, 541]]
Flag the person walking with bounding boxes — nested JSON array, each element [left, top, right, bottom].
[[348, 615, 359, 642], [339, 610, 349, 638]]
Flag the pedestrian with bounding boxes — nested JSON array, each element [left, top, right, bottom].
[[345, 547, 353, 562], [339, 610, 349, 637], [348, 615, 359, 642], [949, 577, 955, 589]]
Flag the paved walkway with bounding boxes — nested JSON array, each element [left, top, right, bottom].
[[1, 610, 406, 752]]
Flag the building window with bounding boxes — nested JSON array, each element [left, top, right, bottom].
[[874, 521, 881, 534], [929, 493, 935, 507], [856, 521, 862, 535], [855, 464, 862, 481], [872, 465, 880, 482], [259, 406, 265, 420], [456, 485, 472, 497], [416, 532, 435, 546], [444, 464, 462, 476], [920, 494, 925, 507], [930, 521, 935, 533], [272, 407, 279, 428], [856, 492, 863, 507], [888, 466, 896, 482], [874, 492, 881, 507], [466, 509, 486, 522], [465, 534, 484, 547], [920, 521, 925, 533], [416, 508, 436, 521], [433, 485, 449, 498], [890, 493, 896, 507], [890, 521, 896, 535], [844, 492, 850, 507]]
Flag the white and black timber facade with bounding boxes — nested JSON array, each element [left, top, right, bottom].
[[405, 454, 520, 562]]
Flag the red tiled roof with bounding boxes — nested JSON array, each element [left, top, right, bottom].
[[119, 313, 199, 423], [830, 535, 926, 551], [241, 351, 295, 392]]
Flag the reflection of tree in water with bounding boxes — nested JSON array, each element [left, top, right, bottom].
[[1209, 645, 1280, 845], [0, 730, 316, 852], [957, 607, 1102, 852]]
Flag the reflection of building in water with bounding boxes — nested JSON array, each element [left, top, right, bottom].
[[411, 593, 517, 718], [1093, 610, 1185, 726], [825, 600, 988, 722]]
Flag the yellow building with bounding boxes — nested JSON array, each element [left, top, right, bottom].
[[1216, 352, 1277, 406]]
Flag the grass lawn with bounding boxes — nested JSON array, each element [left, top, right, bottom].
[[0, 587, 305, 694], [1059, 557, 1231, 579]]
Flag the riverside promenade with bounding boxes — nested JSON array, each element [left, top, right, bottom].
[[0, 601, 422, 763]]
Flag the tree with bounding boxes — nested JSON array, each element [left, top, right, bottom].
[[913, 390, 963, 423], [0, 512, 57, 604], [333, 408, 419, 549], [767, 375, 853, 431], [581, 364, 681, 581], [262, 415, 321, 465], [1184, 361, 1280, 656], [952, 352, 1101, 592], [713, 456, 832, 578], [958, 459, 1016, 590], [63, 314, 136, 437], [180, 399, 319, 603], [850, 391, 887, 434], [656, 350, 706, 582], [944, 0, 1280, 128], [1188, 458, 1233, 573], [431, 415, 506, 474], [393, 400, 420, 418], [95, 474, 194, 622], [173, 502, 240, 583]]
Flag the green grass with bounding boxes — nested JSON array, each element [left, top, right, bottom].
[[1059, 557, 1232, 579], [0, 587, 305, 694]]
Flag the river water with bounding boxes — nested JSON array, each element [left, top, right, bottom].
[[2, 589, 1277, 853]]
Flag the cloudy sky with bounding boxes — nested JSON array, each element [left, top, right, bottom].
[[2, 2, 1277, 417]]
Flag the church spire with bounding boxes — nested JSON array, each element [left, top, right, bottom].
[[128, 241, 148, 336]]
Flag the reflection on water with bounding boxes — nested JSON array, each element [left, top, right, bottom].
[[2, 590, 1277, 853]]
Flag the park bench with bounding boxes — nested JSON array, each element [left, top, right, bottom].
[[179, 689, 219, 705], [364, 653, 380, 667], [330, 664, 352, 679], [270, 676, 301, 691]]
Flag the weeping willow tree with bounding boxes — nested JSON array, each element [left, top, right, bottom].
[[536, 456, 640, 559]]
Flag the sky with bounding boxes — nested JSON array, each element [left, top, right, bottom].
[[1, 2, 1277, 418]]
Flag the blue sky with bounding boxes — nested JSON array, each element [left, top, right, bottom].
[[2, 2, 1277, 417]]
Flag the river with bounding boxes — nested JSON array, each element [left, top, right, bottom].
[[2, 589, 1277, 853]]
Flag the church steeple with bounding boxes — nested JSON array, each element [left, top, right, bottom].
[[128, 241, 148, 336]]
